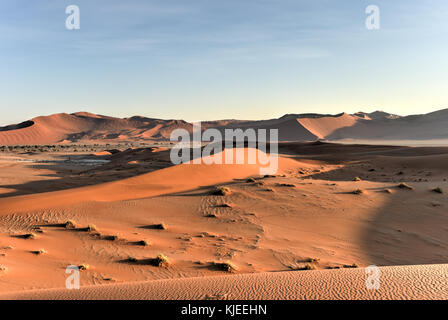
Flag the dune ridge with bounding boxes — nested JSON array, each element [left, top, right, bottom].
[[2, 109, 448, 145], [2, 264, 448, 300]]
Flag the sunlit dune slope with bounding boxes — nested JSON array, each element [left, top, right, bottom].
[[2, 264, 448, 300], [0, 148, 301, 214]]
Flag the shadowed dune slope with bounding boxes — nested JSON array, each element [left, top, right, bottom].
[[2, 264, 448, 300]]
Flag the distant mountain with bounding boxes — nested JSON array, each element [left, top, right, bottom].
[[0, 109, 447, 145]]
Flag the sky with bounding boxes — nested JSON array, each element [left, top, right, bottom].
[[1, 0, 448, 125]]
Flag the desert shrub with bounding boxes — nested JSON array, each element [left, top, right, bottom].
[[22, 233, 37, 239], [86, 224, 98, 232], [154, 254, 170, 267], [213, 186, 231, 196], [140, 223, 167, 230], [303, 263, 317, 270], [432, 187, 443, 194], [65, 220, 77, 229], [31, 249, 46, 255], [79, 264, 90, 271], [276, 183, 296, 187], [104, 235, 119, 241], [136, 240, 150, 246], [211, 261, 237, 273]]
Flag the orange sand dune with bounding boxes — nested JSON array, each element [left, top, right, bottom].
[[2, 264, 448, 300], [0, 148, 301, 214], [298, 113, 359, 139], [3, 108, 448, 145], [0, 112, 191, 145]]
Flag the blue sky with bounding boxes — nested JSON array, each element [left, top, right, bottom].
[[1, 0, 448, 124]]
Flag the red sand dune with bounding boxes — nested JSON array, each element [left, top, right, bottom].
[[0, 148, 301, 214], [2, 109, 448, 145]]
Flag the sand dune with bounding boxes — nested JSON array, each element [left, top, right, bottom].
[[0, 148, 301, 214], [2, 109, 448, 145], [298, 113, 359, 139], [2, 264, 448, 300], [0, 112, 192, 145]]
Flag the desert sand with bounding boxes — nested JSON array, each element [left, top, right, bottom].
[[1, 112, 448, 300], [2, 264, 448, 300]]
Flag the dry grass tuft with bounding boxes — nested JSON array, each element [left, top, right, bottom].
[[432, 187, 443, 194], [353, 177, 362, 182], [213, 186, 232, 196], [211, 261, 237, 273], [103, 235, 119, 241], [303, 263, 317, 270], [153, 223, 167, 230], [64, 220, 77, 229], [352, 189, 364, 195], [86, 224, 98, 232], [276, 183, 296, 187], [140, 223, 167, 230], [31, 249, 46, 255], [154, 254, 170, 267], [21, 233, 37, 239], [136, 240, 150, 246], [78, 264, 90, 271]]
